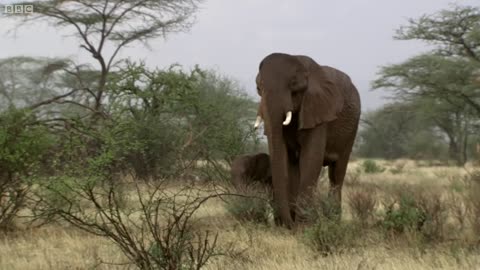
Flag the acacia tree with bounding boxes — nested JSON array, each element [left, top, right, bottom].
[[392, 5, 480, 113], [0, 57, 56, 110], [0, 56, 95, 118], [2, 0, 202, 119], [372, 5, 480, 165], [396, 6, 480, 60], [373, 54, 479, 165]]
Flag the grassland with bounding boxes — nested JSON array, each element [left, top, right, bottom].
[[1, 159, 480, 270]]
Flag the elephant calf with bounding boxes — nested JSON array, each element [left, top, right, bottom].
[[230, 153, 272, 189]]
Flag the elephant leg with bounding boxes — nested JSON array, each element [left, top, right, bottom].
[[296, 126, 327, 221], [288, 159, 300, 221], [327, 154, 350, 220]]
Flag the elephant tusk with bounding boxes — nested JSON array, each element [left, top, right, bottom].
[[254, 116, 263, 129], [283, 111, 292, 126]]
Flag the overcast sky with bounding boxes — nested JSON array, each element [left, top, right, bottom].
[[0, 0, 477, 110]]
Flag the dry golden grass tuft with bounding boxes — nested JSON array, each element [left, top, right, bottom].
[[1, 159, 480, 269]]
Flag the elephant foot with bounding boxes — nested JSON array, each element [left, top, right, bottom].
[[272, 209, 296, 229]]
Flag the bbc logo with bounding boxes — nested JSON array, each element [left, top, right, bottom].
[[4, 4, 34, 14]]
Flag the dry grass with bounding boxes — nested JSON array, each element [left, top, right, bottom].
[[1, 159, 480, 269], [1, 228, 479, 270]]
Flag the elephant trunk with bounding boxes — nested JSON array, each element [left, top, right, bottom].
[[263, 94, 294, 227], [268, 125, 293, 228]]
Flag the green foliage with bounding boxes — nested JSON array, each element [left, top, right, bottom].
[[225, 184, 272, 224], [226, 196, 271, 224], [368, 5, 480, 164], [109, 62, 260, 180], [300, 188, 359, 255], [395, 5, 480, 61], [303, 218, 360, 256], [357, 102, 448, 160], [0, 108, 54, 230], [0, 56, 72, 111], [192, 71, 260, 161], [371, 55, 478, 164], [2, 1, 240, 266], [382, 193, 426, 234], [0, 109, 54, 174], [381, 187, 449, 243], [11, 0, 203, 50], [361, 160, 385, 174]]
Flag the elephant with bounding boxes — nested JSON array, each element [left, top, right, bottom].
[[230, 153, 272, 190], [254, 53, 361, 228]]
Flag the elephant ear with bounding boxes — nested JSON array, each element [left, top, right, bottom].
[[298, 66, 344, 130]]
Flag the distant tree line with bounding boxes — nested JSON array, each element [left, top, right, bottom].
[[356, 5, 480, 166]]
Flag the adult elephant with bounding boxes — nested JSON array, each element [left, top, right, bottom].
[[253, 53, 361, 228]]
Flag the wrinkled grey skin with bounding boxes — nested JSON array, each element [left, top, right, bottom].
[[255, 53, 361, 228], [230, 153, 272, 189]]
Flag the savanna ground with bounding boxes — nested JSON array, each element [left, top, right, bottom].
[[2, 159, 480, 270]]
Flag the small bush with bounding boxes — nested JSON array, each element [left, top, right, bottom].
[[382, 193, 426, 234], [297, 190, 341, 223], [0, 109, 53, 231], [362, 160, 385, 174], [225, 185, 271, 224], [304, 218, 360, 256], [415, 193, 448, 241], [347, 186, 377, 225], [33, 175, 225, 270], [301, 188, 359, 255], [381, 187, 448, 241], [0, 183, 27, 231]]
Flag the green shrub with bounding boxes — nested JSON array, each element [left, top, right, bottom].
[[225, 186, 271, 224], [416, 194, 448, 241], [226, 197, 271, 224], [303, 196, 341, 223], [110, 63, 261, 181], [382, 193, 426, 234], [380, 185, 449, 243], [362, 160, 385, 174], [0, 109, 54, 230], [299, 188, 361, 255], [303, 218, 360, 256]]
